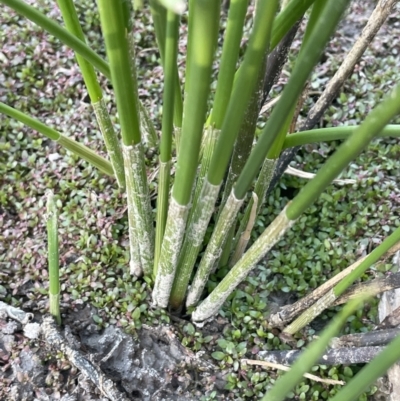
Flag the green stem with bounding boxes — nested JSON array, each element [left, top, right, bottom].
[[267, 0, 329, 160], [160, 9, 179, 163], [154, 9, 179, 265], [93, 100, 125, 188], [192, 205, 294, 319], [128, 32, 158, 149], [57, 0, 148, 175], [0, 102, 114, 176], [207, 0, 278, 187], [187, 190, 245, 309], [183, 0, 195, 103], [172, 0, 221, 205], [267, 101, 297, 159], [1, 0, 110, 79], [174, 126, 182, 156], [154, 160, 171, 275], [97, 0, 140, 146], [153, 199, 189, 307], [192, 0, 277, 274], [56, 0, 102, 101], [216, 44, 270, 268], [126, 30, 158, 207], [169, 181, 221, 310], [230, 158, 277, 266], [302, 0, 326, 45], [132, 0, 144, 10], [188, 127, 220, 224], [192, 77, 400, 322], [219, 226, 234, 268], [270, 0, 316, 50], [166, 129, 219, 300], [123, 143, 155, 276], [282, 125, 400, 149], [98, 0, 154, 274], [153, 0, 221, 306], [234, 0, 351, 200], [219, 54, 269, 217], [192, 10, 400, 322], [139, 103, 159, 148], [149, 0, 183, 127], [46, 190, 61, 326], [158, 0, 186, 14], [217, 48, 272, 266], [210, 0, 249, 128], [229, 193, 258, 267]]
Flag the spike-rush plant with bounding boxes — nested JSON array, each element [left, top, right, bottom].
[[2, 0, 400, 398]]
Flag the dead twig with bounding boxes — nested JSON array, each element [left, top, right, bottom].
[[284, 165, 356, 185], [331, 327, 400, 349], [2, 302, 131, 400], [378, 305, 400, 329], [333, 271, 400, 306], [269, 256, 367, 327], [260, 96, 281, 114], [257, 346, 386, 366], [42, 316, 131, 401], [306, 0, 399, 128], [241, 358, 345, 385], [0, 301, 33, 324], [267, 0, 398, 195], [289, 84, 309, 134], [269, 242, 400, 328]]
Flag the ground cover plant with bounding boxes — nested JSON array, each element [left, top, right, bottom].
[[1, 0, 400, 399]]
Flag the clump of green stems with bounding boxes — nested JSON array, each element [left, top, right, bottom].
[[2, 0, 400, 398]]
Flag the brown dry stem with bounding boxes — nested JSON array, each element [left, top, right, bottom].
[[269, 242, 400, 328], [241, 359, 345, 385]]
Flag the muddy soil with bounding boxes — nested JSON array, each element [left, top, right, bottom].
[[1, 302, 228, 401]]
